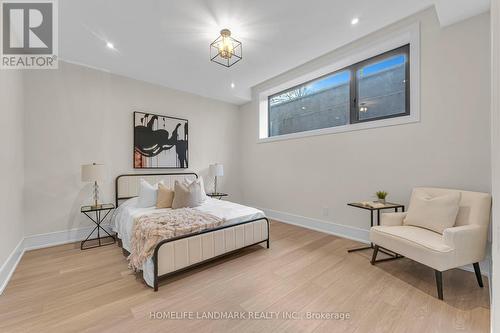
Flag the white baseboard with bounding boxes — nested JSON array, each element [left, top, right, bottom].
[[23, 225, 113, 251], [261, 207, 370, 244], [0, 239, 24, 295], [260, 207, 491, 277], [0, 224, 114, 295]]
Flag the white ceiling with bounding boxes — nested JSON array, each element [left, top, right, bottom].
[[59, 0, 490, 105]]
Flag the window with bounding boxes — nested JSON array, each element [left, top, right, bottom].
[[353, 46, 410, 123], [266, 44, 410, 138], [268, 70, 351, 137]]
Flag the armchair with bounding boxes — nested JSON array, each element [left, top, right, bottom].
[[369, 187, 491, 300]]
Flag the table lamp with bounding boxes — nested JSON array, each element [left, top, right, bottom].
[[81, 163, 106, 208], [209, 163, 224, 194]]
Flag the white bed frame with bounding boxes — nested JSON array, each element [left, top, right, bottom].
[[115, 173, 270, 291]]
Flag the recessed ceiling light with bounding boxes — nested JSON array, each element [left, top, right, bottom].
[[106, 42, 115, 49], [351, 17, 359, 25], [230, 82, 235, 89]]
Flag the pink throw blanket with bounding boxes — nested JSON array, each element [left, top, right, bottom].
[[128, 208, 224, 270]]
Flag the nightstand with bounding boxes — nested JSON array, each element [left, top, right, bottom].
[[80, 203, 116, 250], [207, 193, 228, 200], [346, 201, 405, 259]]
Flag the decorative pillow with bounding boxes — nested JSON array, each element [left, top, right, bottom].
[[156, 183, 174, 209], [183, 177, 207, 202], [403, 192, 461, 234], [172, 180, 203, 209], [137, 179, 162, 208]]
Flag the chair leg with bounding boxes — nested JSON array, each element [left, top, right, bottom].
[[473, 262, 484, 288], [435, 270, 443, 300], [371, 245, 379, 265]]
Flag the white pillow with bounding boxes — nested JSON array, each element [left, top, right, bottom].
[[403, 192, 461, 234], [172, 180, 203, 209], [122, 197, 139, 208], [183, 177, 207, 202], [137, 179, 163, 208]]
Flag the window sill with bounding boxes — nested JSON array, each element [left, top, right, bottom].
[[257, 114, 419, 144]]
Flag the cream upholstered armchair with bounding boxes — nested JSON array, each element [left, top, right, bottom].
[[370, 187, 491, 300]]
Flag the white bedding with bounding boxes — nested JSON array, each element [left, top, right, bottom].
[[111, 197, 265, 287]]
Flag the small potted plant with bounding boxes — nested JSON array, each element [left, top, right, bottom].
[[376, 191, 388, 204]]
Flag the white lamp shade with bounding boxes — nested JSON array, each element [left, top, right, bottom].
[[210, 163, 224, 177], [81, 163, 106, 182]]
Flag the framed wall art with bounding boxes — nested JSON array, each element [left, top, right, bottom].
[[133, 111, 188, 169]]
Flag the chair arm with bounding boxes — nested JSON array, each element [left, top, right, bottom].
[[443, 225, 487, 264], [443, 225, 485, 248], [380, 212, 408, 226]]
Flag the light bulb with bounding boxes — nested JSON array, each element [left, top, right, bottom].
[[218, 29, 234, 59]]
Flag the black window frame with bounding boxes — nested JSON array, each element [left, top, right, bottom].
[[267, 44, 410, 137], [350, 44, 410, 124]]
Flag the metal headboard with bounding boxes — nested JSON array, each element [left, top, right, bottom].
[[115, 172, 198, 206]]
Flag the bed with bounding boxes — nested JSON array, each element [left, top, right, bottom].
[[111, 172, 270, 291]]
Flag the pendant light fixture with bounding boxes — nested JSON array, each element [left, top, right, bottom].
[[210, 29, 242, 68]]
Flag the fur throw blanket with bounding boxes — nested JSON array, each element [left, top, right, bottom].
[[128, 208, 224, 270]]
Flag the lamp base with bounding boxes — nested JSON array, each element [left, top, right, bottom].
[[91, 182, 101, 210]]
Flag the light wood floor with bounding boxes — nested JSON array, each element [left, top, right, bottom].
[[0, 221, 490, 333]]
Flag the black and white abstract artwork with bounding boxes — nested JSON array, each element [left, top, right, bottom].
[[133, 111, 188, 169]]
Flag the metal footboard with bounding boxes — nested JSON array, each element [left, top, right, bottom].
[[152, 217, 270, 291]]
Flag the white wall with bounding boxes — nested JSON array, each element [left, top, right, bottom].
[[0, 71, 24, 278], [239, 9, 491, 235], [23, 61, 241, 236], [490, 0, 500, 331]]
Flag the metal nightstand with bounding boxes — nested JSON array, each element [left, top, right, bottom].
[[346, 201, 405, 256], [80, 203, 116, 250]]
